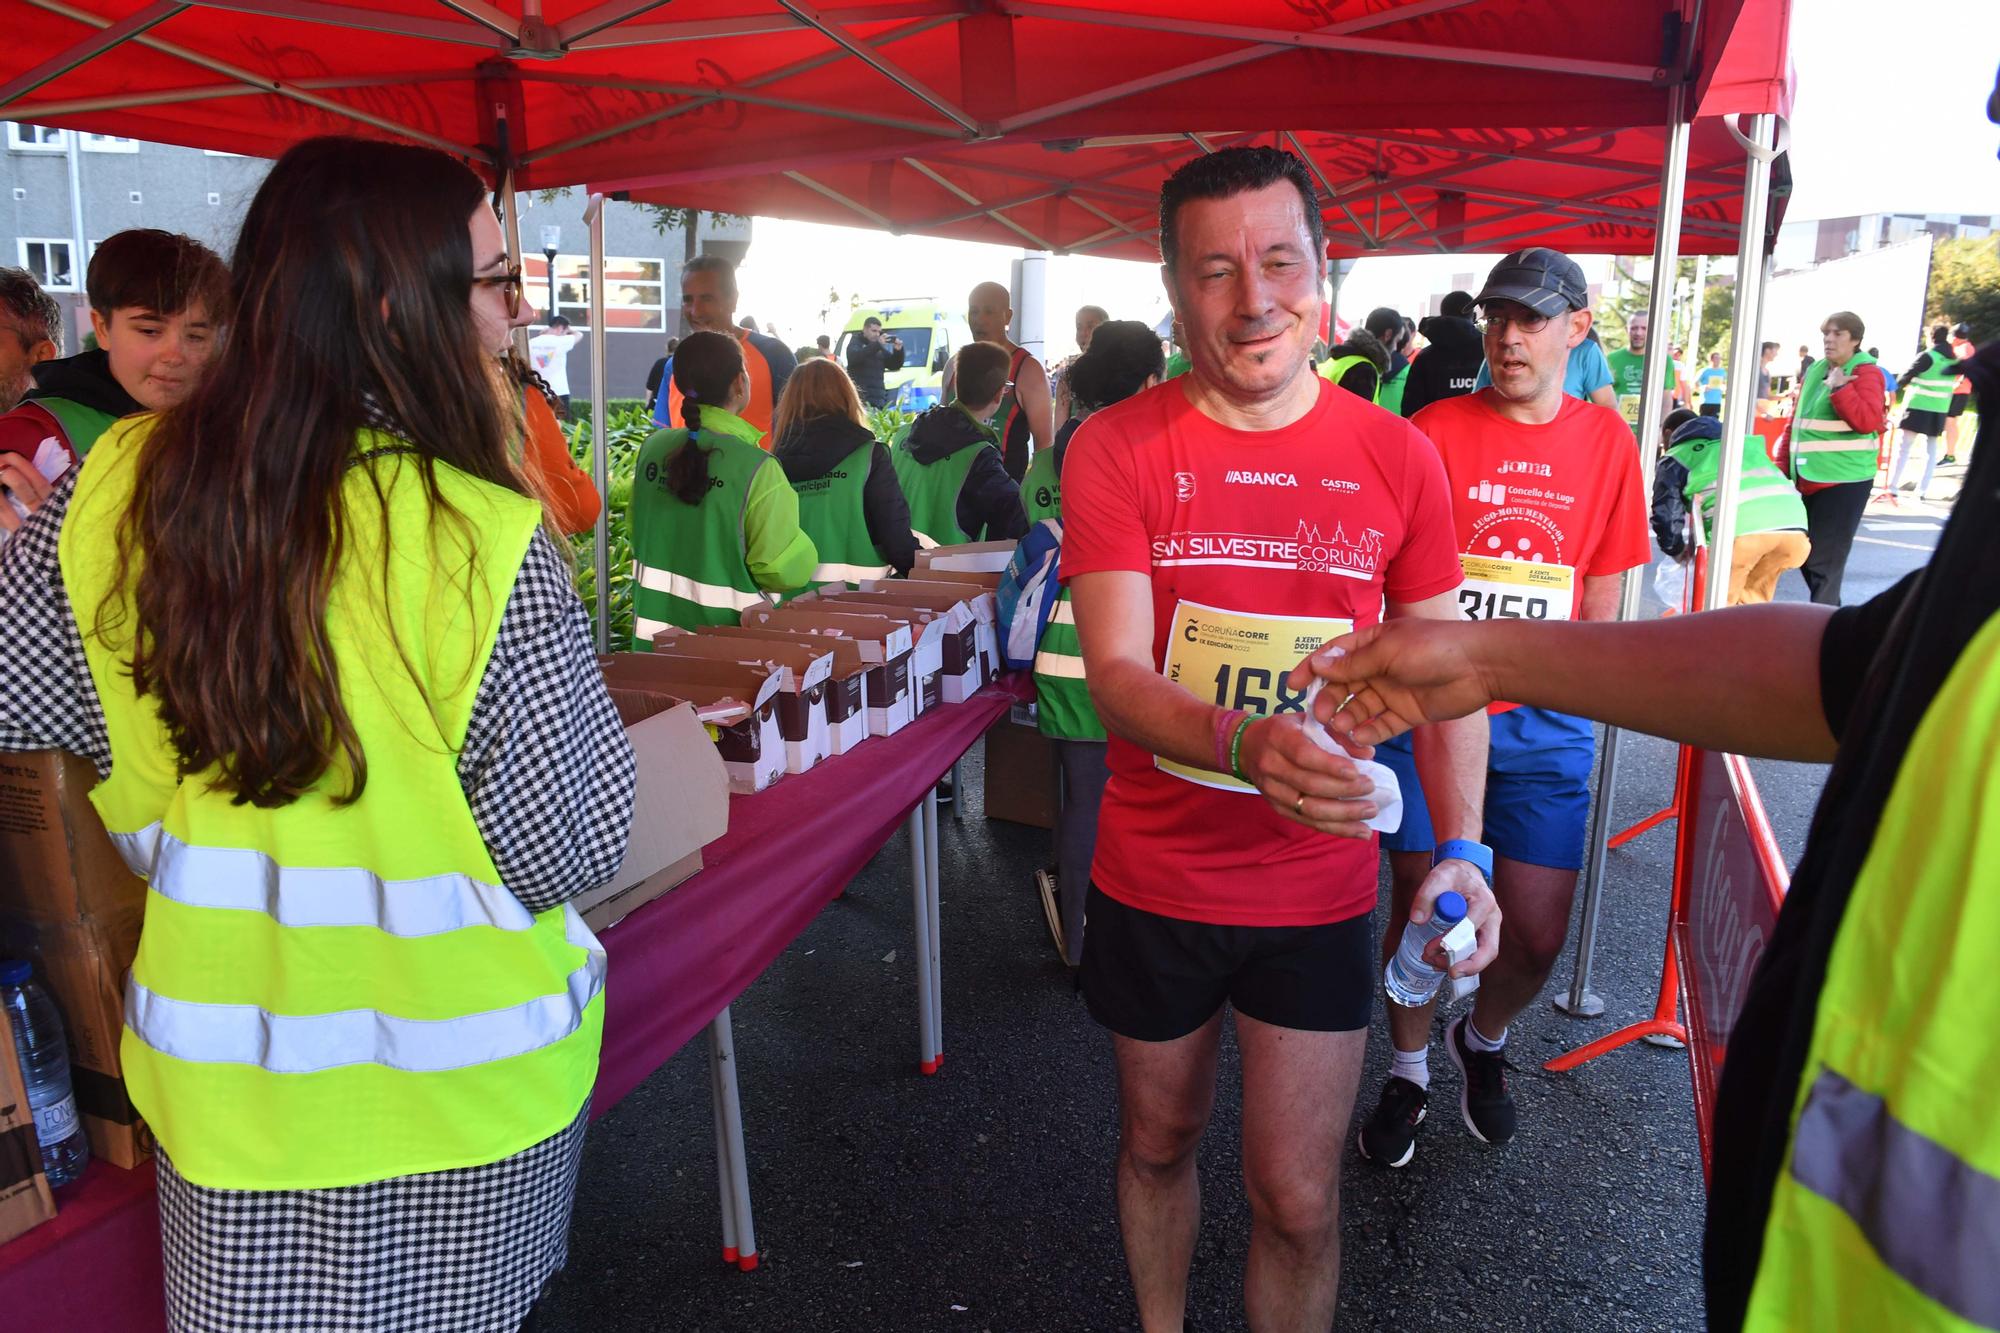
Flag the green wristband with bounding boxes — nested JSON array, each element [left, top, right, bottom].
[[1228, 714, 1256, 783]]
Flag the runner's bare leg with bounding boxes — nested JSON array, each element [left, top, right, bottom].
[[1112, 1014, 1223, 1333], [1239, 1015, 1368, 1331], [1379, 851, 1437, 1049], [1468, 857, 1580, 1032]]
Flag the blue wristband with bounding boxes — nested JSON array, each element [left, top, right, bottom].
[[1432, 839, 1493, 880]]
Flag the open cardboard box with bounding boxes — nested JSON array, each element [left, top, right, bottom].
[[789, 603, 944, 716], [0, 750, 153, 1169], [916, 539, 1018, 574], [694, 625, 871, 754], [804, 592, 982, 704], [740, 607, 916, 736], [0, 1013, 54, 1245], [573, 687, 731, 930], [855, 581, 1000, 692], [649, 629, 836, 774], [602, 654, 786, 794], [884, 574, 1005, 675]]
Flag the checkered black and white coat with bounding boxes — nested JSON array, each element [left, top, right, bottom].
[[0, 468, 636, 1332]]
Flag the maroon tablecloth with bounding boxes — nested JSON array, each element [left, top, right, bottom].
[[0, 679, 1023, 1329]]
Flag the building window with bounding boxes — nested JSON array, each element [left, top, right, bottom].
[[523, 255, 666, 332], [18, 239, 76, 290], [80, 133, 138, 153], [4, 124, 137, 152]]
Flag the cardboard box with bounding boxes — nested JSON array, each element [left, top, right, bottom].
[[856, 581, 1001, 691], [694, 626, 870, 754], [578, 688, 731, 930], [648, 630, 836, 775], [0, 1014, 55, 1245], [0, 750, 153, 1169], [917, 539, 1018, 574], [602, 654, 786, 794], [741, 608, 916, 737], [983, 711, 1060, 829], [808, 593, 982, 703]]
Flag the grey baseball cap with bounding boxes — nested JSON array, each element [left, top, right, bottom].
[[1474, 248, 1589, 319]]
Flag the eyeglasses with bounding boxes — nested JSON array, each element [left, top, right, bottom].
[[473, 268, 525, 319], [1481, 309, 1552, 336]]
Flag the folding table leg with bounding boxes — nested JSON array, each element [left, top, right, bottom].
[[950, 757, 963, 823], [708, 1007, 758, 1270], [707, 1026, 739, 1267], [924, 788, 942, 1066], [908, 804, 938, 1074]]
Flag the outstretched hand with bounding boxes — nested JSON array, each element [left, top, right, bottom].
[[1285, 619, 1498, 747]]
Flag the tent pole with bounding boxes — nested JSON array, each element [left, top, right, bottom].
[[497, 165, 530, 362], [584, 192, 611, 653], [1705, 114, 1780, 612], [1556, 80, 1691, 1021]]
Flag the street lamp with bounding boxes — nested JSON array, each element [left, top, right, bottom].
[[539, 225, 561, 323]]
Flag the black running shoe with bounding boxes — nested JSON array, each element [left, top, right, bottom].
[[1356, 1075, 1428, 1168], [934, 777, 955, 805], [1446, 1015, 1518, 1145]]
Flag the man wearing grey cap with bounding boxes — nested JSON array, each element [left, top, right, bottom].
[[1358, 247, 1651, 1169]]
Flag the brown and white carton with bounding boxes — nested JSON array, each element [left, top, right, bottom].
[[916, 539, 1018, 575], [740, 607, 916, 736], [0, 1013, 55, 1245], [806, 592, 982, 703], [601, 654, 786, 794], [854, 581, 1001, 693], [796, 600, 944, 716], [886, 574, 1005, 675], [693, 626, 871, 754], [0, 750, 153, 1168], [649, 629, 836, 774]]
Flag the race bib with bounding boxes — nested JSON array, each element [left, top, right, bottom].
[[1617, 392, 1643, 428], [1456, 554, 1575, 623], [1158, 600, 1352, 792]]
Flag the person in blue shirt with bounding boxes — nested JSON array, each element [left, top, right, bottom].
[[1473, 325, 1618, 408], [1696, 351, 1727, 417]]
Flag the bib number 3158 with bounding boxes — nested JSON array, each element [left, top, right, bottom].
[[1457, 554, 1575, 623]]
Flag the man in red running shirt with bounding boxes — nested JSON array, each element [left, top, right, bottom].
[[1062, 146, 1500, 1332], [1356, 249, 1651, 1168]]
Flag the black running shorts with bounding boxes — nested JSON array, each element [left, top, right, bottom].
[[1080, 884, 1375, 1041]]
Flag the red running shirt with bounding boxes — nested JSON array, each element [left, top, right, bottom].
[[1060, 376, 1462, 927]]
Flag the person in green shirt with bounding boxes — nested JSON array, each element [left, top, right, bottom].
[[1605, 311, 1679, 431], [629, 330, 817, 641]]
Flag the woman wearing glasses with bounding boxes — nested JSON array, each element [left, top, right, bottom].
[[0, 136, 635, 1331]]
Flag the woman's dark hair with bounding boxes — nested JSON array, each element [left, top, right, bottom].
[[667, 329, 745, 505], [1068, 320, 1166, 413], [1932, 324, 1953, 349], [110, 135, 523, 809]]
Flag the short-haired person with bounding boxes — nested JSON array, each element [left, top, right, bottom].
[[662, 254, 797, 435], [1943, 321, 1975, 461], [1051, 303, 1111, 424], [1364, 306, 1414, 414], [1775, 311, 1887, 605], [1400, 289, 1483, 418], [891, 342, 1028, 545], [643, 335, 679, 415], [1061, 146, 1498, 1331], [1319, 326, 1390, 402], [0, 135, 636, 1330], [1652, 412, 1809, 605], [1756, 341, 1782, 416], [1361, 248, 1650, 1166], [844, 315, 906, 410], [773, 356, 920, 581], [527, 313, 579, 416], [1890, 325, 1959, 498], [1698, 351, 1728, 418], [942, 280, 1051, 480], [0, 266, 61, 414], [1473, 318, 1618, 410], [630, 330, 817, 639], [1606, 311, 1680, 431]]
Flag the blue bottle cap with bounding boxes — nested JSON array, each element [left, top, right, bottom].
[[1433, 892, 1468, 926], [0, 959, 30, 986]]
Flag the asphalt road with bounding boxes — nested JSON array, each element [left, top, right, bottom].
[[538, 478, 1950, 1333]]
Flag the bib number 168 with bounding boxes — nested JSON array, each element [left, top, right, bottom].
[[1211, 664, 1307, 715], [1459, 588, 1551, 621]]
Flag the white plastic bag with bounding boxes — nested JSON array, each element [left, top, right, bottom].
[[1652, 553, 1689, 612]]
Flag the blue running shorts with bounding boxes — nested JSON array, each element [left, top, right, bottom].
[[1374, 706, 1597, 871]]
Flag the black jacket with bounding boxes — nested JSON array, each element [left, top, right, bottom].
[[27, 348, 143, 419], [1400, 315, 1484, 419], [773, 414, 920, 576], [903, 404, 1028, 543], [845, 336, 907, 408]]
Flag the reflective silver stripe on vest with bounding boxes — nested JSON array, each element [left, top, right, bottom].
[[635, 563, 769, 611], [1033, 650, 1086, 679], [911, 530, 941, 550], [1791, 1065, 2000, 1327], [1049, 599, 1076, 626], [811, 562, 894, 583], [1795, 418, 1864, 434], [633, 614, 669, 643], [108, 823, 163, 879], [126, 905, 605, 1075], [149, 829, 537, 935], [1795, 438, 1876, 453]]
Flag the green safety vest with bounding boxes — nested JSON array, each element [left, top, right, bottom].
[[891, 415, 995, 545], [1163, 351, 1191, 381], [1902, 348, 1961, 415], [1744, 610, 2000, 1330], [1033, 582, 1103, 742], [1670, 431, 1807, 545], [61, 418, 602, 1191], [631, 408, 776, 641], [1318, 354, 1378, 402], [1791, 353, 1881, 485], [1376, 363, 1408, 416], [1020, 446, 1061, 526], [24, 395, 122, 460], [791, 441, 892, 585]]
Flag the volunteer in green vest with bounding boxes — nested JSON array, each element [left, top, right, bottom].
[[1364, 306, 1413, 414], [0, 135, 637, 1331], [1652, 411, 1810, 605], [771, 354, 918, 583], [1889, 324, 1961, 498], [1306, 325, 2000, 1333], [1317, 327, 1388, 402], [1021, 320, 1162, 966], [1607, 311, 1680, 432], [1778, 310, 1888, 606], [630, 330, 817, 641], [891, 340, 1029, 547], [0, 230, 227, 526]]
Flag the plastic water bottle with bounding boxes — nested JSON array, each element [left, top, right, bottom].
[[1382, 892, 1468, 1008], [0, 959, 90, 1188]]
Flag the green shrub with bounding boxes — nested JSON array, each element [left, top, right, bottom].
[[563, 407, 653, 649], [564, 398, 649, 426]]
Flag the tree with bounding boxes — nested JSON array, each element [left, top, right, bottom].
[[530, 189, 741, 264], [1926, 236, 2000, 342], [1698, 279, 1733, 364]]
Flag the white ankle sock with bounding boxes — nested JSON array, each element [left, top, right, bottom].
[[1464, 1018, 1508, 1053], [1389, 1045, 1430, 1089]]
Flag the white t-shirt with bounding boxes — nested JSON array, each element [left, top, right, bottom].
[[529, 331, 576, 396]]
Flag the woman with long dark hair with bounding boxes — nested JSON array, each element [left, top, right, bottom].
[[0, 136, 635, 1331], [628, 329, 816, 639]]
